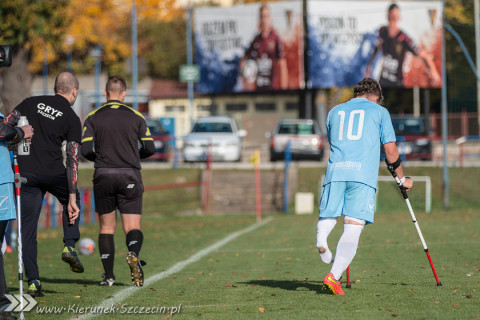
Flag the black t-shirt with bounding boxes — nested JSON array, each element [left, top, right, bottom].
[[378, 26, 419, 84], [15, 94, 81, 176], [81, 100, 152, 170]]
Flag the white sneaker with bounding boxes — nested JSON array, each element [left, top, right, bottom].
[[99, 273, 116, 286]]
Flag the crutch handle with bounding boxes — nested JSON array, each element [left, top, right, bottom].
[[386, 165, 409, 199], [14, 172, 27, 188], [398, 185, 408, 200]]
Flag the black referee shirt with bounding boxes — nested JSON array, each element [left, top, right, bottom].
[[15, 94, 81, 176], [81, 101, 154, 169]]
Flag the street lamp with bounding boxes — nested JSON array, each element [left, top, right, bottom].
[[186, 4, 194, 128], [42, 49, 48, 94], [65, 35, 74, 73], [89, 46, 103, 109], [132, 0, 139, 110]]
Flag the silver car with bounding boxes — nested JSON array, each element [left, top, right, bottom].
[[267, 119, 324, 161], [183, 116, 247, 162]]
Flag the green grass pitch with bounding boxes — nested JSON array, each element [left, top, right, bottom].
[[3, 206, 479, 319]]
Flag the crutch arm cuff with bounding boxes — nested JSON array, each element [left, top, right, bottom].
[[385, 156, 402, 177]]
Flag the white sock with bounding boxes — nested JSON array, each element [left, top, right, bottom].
[[316, 218, 337, 264], [330, 224, 364, 281]]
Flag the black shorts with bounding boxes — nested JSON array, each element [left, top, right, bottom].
[[93, 168, 144, 214]]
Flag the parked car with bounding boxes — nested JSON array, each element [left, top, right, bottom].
[[267, 119, 324, 161], [183, 116, 247, 162], [381, 115, 432, 160], [145, 118, 170, 161]]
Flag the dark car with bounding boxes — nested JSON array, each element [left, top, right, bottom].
[[267, 119, 324, 161], [145, 118, 170, 161], [383, 116, 432, 160]]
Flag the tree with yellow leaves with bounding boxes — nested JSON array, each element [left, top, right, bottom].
[[0, 0, 185, 114], [0, 0, 71, 113]]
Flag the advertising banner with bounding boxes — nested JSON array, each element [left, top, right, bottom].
[[307, 1, 442, 88], [194, 1, 304, 94]]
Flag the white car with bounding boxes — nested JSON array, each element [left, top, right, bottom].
[[183, 116, 247, 162], [267, 119, 324, 161]]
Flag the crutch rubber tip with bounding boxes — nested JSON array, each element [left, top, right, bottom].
[[437, 282, 443, 286], [346, 284, 351, 288]]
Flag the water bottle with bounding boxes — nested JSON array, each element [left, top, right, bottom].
[[17, 116, 30, 155]]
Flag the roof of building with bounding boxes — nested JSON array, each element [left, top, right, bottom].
[[149, 79, 195, 99], [32, 74, 152, 92]]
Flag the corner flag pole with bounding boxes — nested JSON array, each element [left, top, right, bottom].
[[249, 150, 261, 223]]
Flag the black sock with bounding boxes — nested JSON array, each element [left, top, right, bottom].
[[64, 240, 76, 248], [99, 234, 115, 278], [126, 229, 143, 257]]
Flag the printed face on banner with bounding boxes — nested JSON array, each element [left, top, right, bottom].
[[307, 0, 443, 89], [194, 1, 304, 94]]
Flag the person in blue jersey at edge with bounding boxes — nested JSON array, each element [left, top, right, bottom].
[[317, 78, 414, 295], [0, 109, 33, 319]]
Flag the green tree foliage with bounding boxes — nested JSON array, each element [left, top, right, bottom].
[[60, 0, 130, 77], [444, 0, 477, 113], [60, 0, 185, 79], [138, 17, 186, 79], [0, 0, 71, 113], [0, 0, 185, 114]]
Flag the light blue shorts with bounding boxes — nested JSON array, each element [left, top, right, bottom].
[[0, 183, 16, 221], [319, 181, 376, 224]]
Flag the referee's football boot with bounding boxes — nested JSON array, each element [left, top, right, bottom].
[[99, 273, 116, 287], [62, 245, 85, 273], [323, 273, 345, 295], [126, 251, 144, 287], [26, 279, 44, 298]]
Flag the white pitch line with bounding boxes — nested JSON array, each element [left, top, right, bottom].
[[219, 247, 302, 253], [75, 216, 274, 319]]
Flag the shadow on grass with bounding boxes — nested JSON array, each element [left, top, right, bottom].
[[39, 277, 130, 287], [6, 286, 60, 295], [7, 278, 131, 296], [239, 280, 332, 295]]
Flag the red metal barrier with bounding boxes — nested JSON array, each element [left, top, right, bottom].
[[203, 142, 212, 212], [45, 194, 50, 230], [429, 111, 479, 137], [84, 188, 91, 223], [41, 173, 207, 228]]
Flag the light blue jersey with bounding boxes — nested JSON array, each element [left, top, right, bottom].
[[0, 112, 14, 184], [0, 112, 16, 221], [324, 98, 396, 189]]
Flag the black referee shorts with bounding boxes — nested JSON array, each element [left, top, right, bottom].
[[93, 168, 144, 214]]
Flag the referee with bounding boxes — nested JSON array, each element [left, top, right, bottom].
[[81, 75, 155, 287], [13, 72, 83, 298]]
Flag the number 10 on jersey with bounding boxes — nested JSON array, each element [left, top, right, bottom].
[[337, 110, 365, 141]]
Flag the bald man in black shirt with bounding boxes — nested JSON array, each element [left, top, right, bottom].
[[81, 75, 155, 287], [14, 72, 84, 298]]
